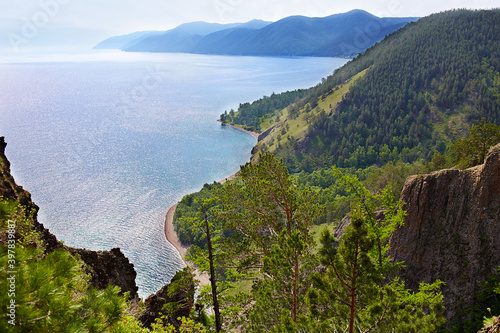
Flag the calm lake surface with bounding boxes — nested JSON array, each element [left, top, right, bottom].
[[0, 51, 348, 297]]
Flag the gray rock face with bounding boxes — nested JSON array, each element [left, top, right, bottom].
[[389, 143, 500, 321]]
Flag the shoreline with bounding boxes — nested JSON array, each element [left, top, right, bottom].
[[164, 121, 259, 286], [217, 119, 260, 139], [164, 203, 211, 286], [163, 171, 240, 286]]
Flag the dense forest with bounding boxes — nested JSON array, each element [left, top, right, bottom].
[[220, 89, 310, 131], [170, 9, 500, 332], [225, 9, 500, 172]]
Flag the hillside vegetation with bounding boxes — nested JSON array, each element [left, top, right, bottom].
[[3, 8, 500, 333], [170, 9, 500, 331], [225, 9, 500, 172]]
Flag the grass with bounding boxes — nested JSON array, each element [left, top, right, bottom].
[[253, 68, 370, 156], [311, 222, 338, 252]]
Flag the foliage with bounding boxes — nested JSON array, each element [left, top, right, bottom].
[[295, 156, 450, 227], [296, 166, 379, 225], [244, 229, 318, 332], [207, 153, 323, 331], [0, 207, 143, 332], [307, 169, 445, 332], [216, 152, 322, 271], [181, 156, 447, 332], [443, 267, 500, 333], [184, 198, 242, 332], [173, 182, 222, 248], [160, 267, 197, 329], [220, 90, 310, 131], [227, 9, 500, 172], [150, 316, 207, 333], [300, 10, 500, 170], [450, 118, 500, 168]]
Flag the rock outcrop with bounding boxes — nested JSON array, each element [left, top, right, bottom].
[[389, 143, 500, 321], [68, 247, 139, 300], [139, 268, 195, 328], [0, 137, 139, 300]]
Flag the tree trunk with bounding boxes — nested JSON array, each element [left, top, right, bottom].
[[349, 238, 359, 333], [203, 207, 222, 332]]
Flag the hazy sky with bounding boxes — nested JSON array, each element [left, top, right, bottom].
[[1, 0, 498, 53]]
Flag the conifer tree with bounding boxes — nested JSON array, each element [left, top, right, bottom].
[[307, 170, 445, 332], [214, 153, 323, 331], [451, 118, 500, 168]]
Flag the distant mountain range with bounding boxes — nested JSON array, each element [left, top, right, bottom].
[[94, 10, 419, 57]]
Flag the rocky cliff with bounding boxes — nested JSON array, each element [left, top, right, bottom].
[[139, 268, 195, 329], [0, 137, 139, 300], [389, 143, 500, 321]]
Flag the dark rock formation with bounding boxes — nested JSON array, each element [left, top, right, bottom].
[[139, 268, 195, 328], [0, 137, 61, 252], [0, 137, 139, 300], [389, 143, 500, 322], [68, 247, 139, 300]]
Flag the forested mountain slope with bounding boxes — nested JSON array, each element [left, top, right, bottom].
[[171, 9, 500, 331], [225, 9, 500, 172]]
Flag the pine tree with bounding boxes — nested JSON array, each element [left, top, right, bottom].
[[307, 169, 445, 332], [451, 118, 500, 168], [214, 153, 323, 331]]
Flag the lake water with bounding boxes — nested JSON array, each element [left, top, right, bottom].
[[0, 51, 348, 297]]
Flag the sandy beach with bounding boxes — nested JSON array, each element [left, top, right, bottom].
[[164, 121, 257, 286], [163, 171, 242, 323], [164, 203, 211, 286], [164, 171, 241, 286], [217, 120, 260, 139]]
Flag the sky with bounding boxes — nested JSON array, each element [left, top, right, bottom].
[[1, 0, 498, 54]]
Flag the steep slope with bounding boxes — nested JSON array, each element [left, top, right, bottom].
[[233, 9, 500, 172], [389, 143, 500, 326], [215, 10, 416, 57]]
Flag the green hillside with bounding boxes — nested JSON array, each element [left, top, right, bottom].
[[225, 9, 500, 172]]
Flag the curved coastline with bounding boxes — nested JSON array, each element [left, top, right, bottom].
[[165, 203, 210, 286], [164, 170, 242, 286], [164, 122, 258, 285]]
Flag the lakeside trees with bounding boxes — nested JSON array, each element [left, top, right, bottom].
[[216, 153, 322, 330], [176, 154, 445, 332]]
